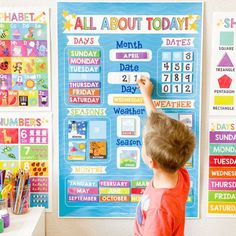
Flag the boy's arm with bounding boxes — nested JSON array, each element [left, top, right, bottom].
[[137, 76, 156, 115]]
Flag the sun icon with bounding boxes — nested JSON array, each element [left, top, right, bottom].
[[26, 79, 35, 89], [78, 143, 85, 150]]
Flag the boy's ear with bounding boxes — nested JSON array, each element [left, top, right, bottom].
[[149, 158, 159, 169], [147, 157, 157, 169]]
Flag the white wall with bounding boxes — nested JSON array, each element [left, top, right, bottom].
[[0, 0, 236, 235]]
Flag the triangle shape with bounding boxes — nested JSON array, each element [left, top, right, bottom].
[[217, 53, 234, 67]]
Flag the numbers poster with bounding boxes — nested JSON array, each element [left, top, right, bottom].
[[0, 9, 50, 110], [58, 2, 203, 218], [208, 13, 236, 216], [0, 113, 52, 210]]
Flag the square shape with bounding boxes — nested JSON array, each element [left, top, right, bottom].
[[68, 120, 87, 139], [183, 84, 193, 93], [173, 62, 182, 72], [184, 62, 193, 72], [162, 62, 171, 71], [117, 116, 140, 138], [220, 31, 234, 46], [162, 52, 171, 61], [183, 73, 193, 83], [162, 73, 171, 82], [172, 84, 182, 93], [121, 117, 136, 136], [89, 141, 107, 159], [68, 141, 86, 161], [161, 84, 171, 93], [172, 52, 182, 61], [179, 114, 193, 128], [117, 147, 140, 169], [172, 73, 182, 83], [89, 120, 107, 139], [183, 51, 194, 61]]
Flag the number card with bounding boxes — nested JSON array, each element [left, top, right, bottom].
[[58, 2, 203, 218], [158, 50, 195, 97]]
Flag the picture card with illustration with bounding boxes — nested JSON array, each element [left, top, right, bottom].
[[68, 141, 86, 161], [89, 141, 106, 159], [117, 147, 140, 169], [68, 120, 87, 139]]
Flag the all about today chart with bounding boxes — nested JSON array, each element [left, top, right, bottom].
[[58, 2, 203, 218]]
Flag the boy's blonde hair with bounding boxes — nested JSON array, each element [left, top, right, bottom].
[[144, 112, 195, 173]]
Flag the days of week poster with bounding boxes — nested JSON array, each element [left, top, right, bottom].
[[208, 13, 236, 216], [58, 2, 203, 218], [0, 9, 50, 110], [0, 113, 52, 210], [208, 119, 236, 216]]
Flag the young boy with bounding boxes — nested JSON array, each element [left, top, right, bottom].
[[134, 77, 195, 236]]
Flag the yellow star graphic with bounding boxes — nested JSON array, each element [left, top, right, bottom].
[[217, 19, 223, 27], [190, 22, 197, 31], [72, 13, 77, 19], [196, 15, 201, 20], [62, 10, 69, 18], [210, 123, 215, 132], [63, 20, 73, 31], [188, 15, 194, 20]]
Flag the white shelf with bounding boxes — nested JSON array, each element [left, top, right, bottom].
[[3, 207, 45, 236]]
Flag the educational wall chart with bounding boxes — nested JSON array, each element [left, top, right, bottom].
[[208, 13, 236, 216], [58, 2, 203, 218], [0, 113, 52, 211], [208, 119, 236, 216], [0, 9, 50, 110], [209, 13, 236, 114]]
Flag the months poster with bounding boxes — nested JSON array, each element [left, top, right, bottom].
[[58, 2, 203, 218], [0, 113, 52, 210], [0, 9, 50, 110]]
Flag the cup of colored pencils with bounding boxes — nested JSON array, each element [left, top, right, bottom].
[[11, 170, 30, 215]]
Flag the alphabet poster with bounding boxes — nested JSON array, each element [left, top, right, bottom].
[[208, 13, 236, 216], [0, 113, 52, 211], [0, 9, 50, 110], [58, 2, 203, 218]]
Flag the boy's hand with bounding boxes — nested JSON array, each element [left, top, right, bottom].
[[137, 76, 153, 98], [137, 76, 156, 114]]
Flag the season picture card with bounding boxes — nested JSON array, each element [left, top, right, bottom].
[[0, 8, 51, 110], [0, 112, 52, 211]]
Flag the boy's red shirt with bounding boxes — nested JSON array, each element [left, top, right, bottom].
[[134, 168, 190, 236]]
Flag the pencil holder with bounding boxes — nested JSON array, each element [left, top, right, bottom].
[[11, 185, 30, 215], [0, 198, 9, 228]]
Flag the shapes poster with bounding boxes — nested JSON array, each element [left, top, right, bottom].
[[209, 13, 236, 114], [58, 2, 203, 218], [208, 119, 236, 216], [209, 13, 236, 216], [0, 113, 52, 211], [0, 9, 50, 110]]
